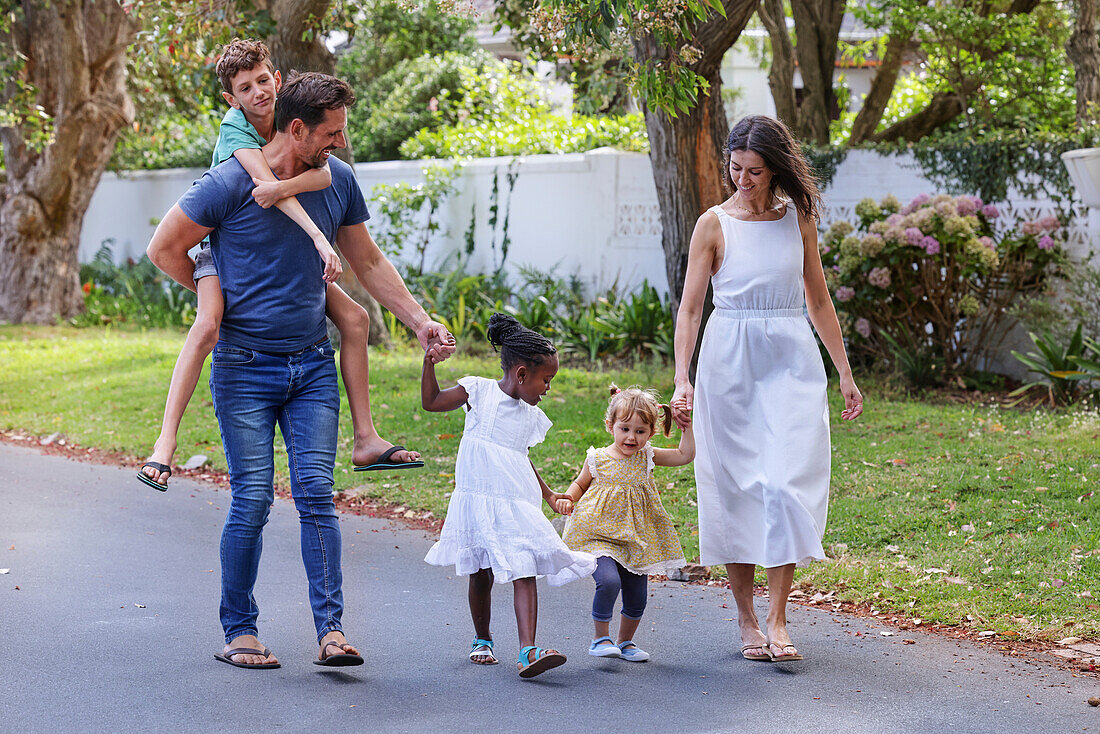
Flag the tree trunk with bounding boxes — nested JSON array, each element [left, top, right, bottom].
[[758, 0, 800, 131], [0, 2, 136, 324], [790, 0, 846, 145], [849, 24, 920, 144], [1067, 0, 1100, 126], [633, 0, 759, 308]]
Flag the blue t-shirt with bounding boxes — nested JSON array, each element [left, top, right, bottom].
[[178, 155, 370, 353]]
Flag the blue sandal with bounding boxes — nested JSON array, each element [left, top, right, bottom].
[[517, 645, 566, 678], [469, 638, 498, 665]]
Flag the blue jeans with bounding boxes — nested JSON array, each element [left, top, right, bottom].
[[210, 339, 342, 644]]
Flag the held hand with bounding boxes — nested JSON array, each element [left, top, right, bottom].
[[552, 495, 573, 516], [670, 383, 694, 429], [417, 320, 456, 363], [839, 373, 864, 421], [314, 237, 343, 284], [251, 177, 284, 209]]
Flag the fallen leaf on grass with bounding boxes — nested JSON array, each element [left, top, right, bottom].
[[978, 631, 996, 638], [1052, 579, 1066, 588], [925, 568, 949, 574], [903, 639, 916, 645], [1058, 637, 1083, 646], [437, 434, 456, 440]]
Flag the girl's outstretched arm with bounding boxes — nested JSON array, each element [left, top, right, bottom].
[[421, 354, 469, 412], [531, 461, 572, 513], [653, 423, 695, 467]]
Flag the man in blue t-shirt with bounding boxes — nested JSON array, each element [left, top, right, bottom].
[[147, 72, 454, 669]]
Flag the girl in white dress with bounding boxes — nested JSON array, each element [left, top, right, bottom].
[[671, 115, 864, 663], [422, 313, 596, 678]]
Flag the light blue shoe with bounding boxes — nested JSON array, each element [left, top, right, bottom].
[[588, 636, 622, 658], [616, 640, 650, 662]]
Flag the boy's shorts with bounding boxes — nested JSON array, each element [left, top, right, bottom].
[[193, 244, 218, 281]]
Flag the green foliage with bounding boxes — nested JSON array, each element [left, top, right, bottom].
[[401, 112, 649, 158], [346, 51, 485, 162], [336, 0, 478, 86], [1010, 325, 1099, 407], [371, 163, 461, 271], [394, 258, 673, 364], [1010, 258, 1100, 347], [73, 242, 197, 329], [902, 129, 1100, 210], [110, 109, 219, 170], [822, 193, 1064, 374], [851, 0, 1075, 140], [535, 0, 728, 117]]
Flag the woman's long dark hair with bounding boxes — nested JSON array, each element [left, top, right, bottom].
[[722, 115, 823, 223]]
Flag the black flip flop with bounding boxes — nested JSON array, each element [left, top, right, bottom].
[[353, 445, 424, 472], [214, 646, 280, 669], [314, 640, 364, 667], [137, 462, 171, 492]]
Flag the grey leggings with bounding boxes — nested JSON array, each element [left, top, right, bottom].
[[591, 556, 648, 622]]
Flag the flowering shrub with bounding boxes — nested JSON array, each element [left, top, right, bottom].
[[821, 193, 1064, 374]]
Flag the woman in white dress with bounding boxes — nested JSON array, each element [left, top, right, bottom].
[[671, 115, 863, 663]]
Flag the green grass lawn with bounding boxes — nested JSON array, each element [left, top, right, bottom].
[[2, 325, 1098, 640]]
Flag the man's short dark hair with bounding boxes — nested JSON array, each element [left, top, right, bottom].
[[275, 72, 356, 132]]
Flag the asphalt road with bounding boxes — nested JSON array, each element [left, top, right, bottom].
[[1, 442, 1096, 733]]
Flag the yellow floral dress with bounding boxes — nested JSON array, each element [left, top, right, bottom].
[[561, 445, 686, 575]]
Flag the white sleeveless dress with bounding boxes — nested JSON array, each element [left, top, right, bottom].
[[694, 204, 830, 568], [424, 376, 596, 585]]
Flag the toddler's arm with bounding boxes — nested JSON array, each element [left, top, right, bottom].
[[531, 460, 572, 514], [652, 422, 695, 467], [556, 462, 594, 515], [233, 148, 341, 284], [421, 354, 469, 412]]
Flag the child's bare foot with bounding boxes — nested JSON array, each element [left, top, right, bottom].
[[352, 437, 420, 468], [139, 437, 176, 488]]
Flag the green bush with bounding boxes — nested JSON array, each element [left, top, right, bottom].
[[821, 193, 1064, 376], [110, 111, 219, 170], [346, 51, 491, 162], [401, 112, 649, 159], [74, 242, 197, 328]]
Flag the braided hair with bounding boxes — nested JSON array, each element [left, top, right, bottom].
[[486, 313, 556, 371]]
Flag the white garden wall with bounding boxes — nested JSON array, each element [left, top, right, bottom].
[[82, 149, 1095, 298]]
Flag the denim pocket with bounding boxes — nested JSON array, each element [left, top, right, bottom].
[[212, 345, 255, 366], [317, 342, 336, 360]]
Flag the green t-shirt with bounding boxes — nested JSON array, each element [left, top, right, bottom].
[[210, 107, 266, 168]]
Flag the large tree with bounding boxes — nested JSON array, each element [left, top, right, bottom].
[[0, 1, 137, 323], [532, 0, 758, 304]]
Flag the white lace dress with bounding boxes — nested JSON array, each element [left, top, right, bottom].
[[424, 376, 596, 585]]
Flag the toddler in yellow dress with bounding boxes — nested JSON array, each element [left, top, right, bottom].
[[557, 385, 694, 662]]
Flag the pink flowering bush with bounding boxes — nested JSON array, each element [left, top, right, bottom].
[[821, 193, 1065, 374]]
